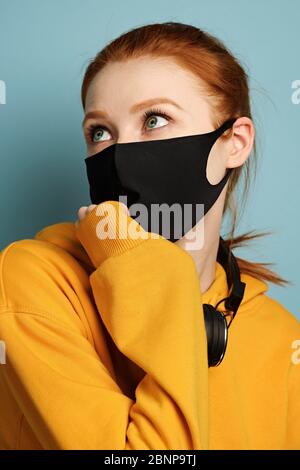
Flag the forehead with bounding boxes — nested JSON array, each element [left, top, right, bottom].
[[84, 56, 205, 111]]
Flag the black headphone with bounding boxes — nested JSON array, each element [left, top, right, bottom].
[[203, 236, 246, 367]]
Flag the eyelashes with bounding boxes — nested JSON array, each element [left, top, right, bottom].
[[141, 107, 171, 125], [85, 107, 172, 144]]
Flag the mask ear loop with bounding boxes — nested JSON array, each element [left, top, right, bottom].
[[212, 118, 237, 139], [203, 117, 237, 189]]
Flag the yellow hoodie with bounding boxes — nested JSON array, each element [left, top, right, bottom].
[[0, 201, 299, 450]]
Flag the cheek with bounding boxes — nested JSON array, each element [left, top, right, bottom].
[[205, 140, 227, 185]]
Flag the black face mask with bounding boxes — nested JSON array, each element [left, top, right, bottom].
[[84, 118, 236, 242]]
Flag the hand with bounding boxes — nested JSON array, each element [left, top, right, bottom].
[[75, 202, 130, 229], [74, 200, 145, 267]]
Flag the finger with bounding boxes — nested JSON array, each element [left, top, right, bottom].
[[119, 202, 130, 216], [86, 204, 97, 214], [77, 206, 88, 221]]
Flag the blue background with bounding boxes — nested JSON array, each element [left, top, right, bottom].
[[0, 0, 299, 320]]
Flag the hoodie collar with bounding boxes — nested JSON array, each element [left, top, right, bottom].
[[35, 222, 269, 312]]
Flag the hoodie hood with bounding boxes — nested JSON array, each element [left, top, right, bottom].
[[35, 221, 269, 313]]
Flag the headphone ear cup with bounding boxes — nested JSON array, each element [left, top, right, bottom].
[[203, 304, 228, 367]]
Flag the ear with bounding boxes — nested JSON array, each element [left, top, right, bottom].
[[226, 117, 255, 168]]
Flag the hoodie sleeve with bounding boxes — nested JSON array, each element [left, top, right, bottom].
[[0, 201, 209, 450], [74, 201, 209, 450]]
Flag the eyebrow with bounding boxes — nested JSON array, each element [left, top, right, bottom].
[[81, 97, 184, 128]]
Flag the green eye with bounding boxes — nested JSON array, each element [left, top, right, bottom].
[[147, 116, 158, 129], [93, 128, 110, 143], [143, 108, 171, 131], [88, 126, 110, 143], [93, 129, 102, 142], [87, 108, 171, 145], [145, 115, 168, 130]]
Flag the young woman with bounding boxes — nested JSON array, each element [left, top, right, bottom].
[[0, 22, 299, 450]]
